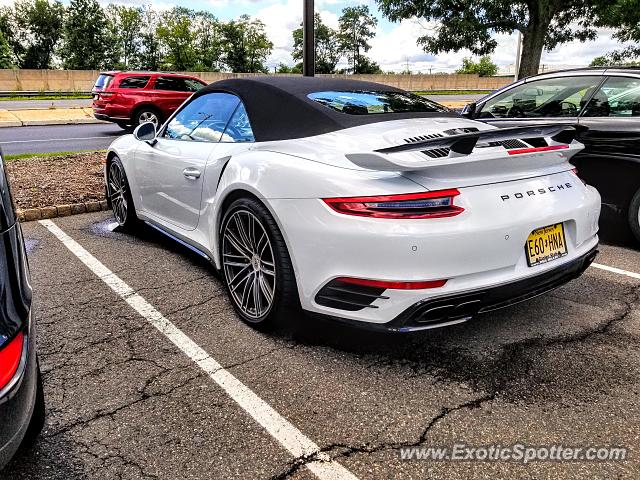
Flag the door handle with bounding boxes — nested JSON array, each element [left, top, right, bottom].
[[183, 167, 201, 179]]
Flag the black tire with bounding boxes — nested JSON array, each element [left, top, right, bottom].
[[20, 360, 45, 449], [629, 187, 640, 244], [116, 121, 131, 130], [132, 107, 161, 128], [107, 156, 138, 230], [220, 197, 300, 330]]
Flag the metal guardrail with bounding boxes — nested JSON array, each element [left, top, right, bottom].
[[0, 91, 91, 98]]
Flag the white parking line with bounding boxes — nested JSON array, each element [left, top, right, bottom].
[[591, 262, 640, 280], [39, 219, 358, 480]]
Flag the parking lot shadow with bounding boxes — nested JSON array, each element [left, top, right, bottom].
[[91, 216, 639, 410]]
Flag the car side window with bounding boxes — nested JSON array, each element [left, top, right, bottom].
[[185, 79, 205, 92], [221, 103, 255, 143], [163, 92, 243, 143], [118, 76, 150, 89], [478, 76, 602, 119], [155, 77, 189, 92], [582, 76, 640, 117]]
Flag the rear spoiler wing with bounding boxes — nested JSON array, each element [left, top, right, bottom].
[[346, 124, 582, 172]]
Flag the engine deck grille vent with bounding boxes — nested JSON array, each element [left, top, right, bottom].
[[404, 133, 444, 144], [421, 148, 451, 158]]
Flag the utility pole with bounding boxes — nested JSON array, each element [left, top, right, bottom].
[[302, 0, 315, 77], [514, 31, 522, 81]]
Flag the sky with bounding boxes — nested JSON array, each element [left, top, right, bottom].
[[5, 0, 632, 73]]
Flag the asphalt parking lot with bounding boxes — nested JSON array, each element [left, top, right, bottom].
[[4, 211, 640, 479]]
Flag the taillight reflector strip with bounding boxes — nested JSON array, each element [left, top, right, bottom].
[[0, 331, 24, 390], [337, 277, 447, 290], [323, 190, 464, 219], [507, 145, 569, 155]]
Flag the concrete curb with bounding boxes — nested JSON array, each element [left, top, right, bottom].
[[0, 107, 107, 128], [18, 200, 110, 222]]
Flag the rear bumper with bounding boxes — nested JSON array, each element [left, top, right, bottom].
[[92, 102, 131, 123], [0, 326, 37, 469], [385, 245, 598, 331], [93, 112, 130, 123], [311, 245, 598, 332], [271, 169, 601, 324]]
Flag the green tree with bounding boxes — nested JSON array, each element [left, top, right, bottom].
[[292, 13, 342, 74], [193, 11, 223, 71], [222, 15, 272, 73], [338, 5, 377, 74], [105, 5, 142, 69], [0, 30, 14, 68], [456, 56, 498, 76], [596, 0, 640, 63], [590, 54, 640, 67], [376, 0, 612, 79], [0, 7, 22, 66], [589, 55, 608, 67], [157, 7, 196, 71], [137, 6, 161, 70], [59, 0, 110, 69], [14, 0, 64, 68], [276, 62, 302, 73], [355, 56, 382, 74]]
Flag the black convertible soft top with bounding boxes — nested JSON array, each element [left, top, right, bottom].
[[191, 76, 458, 142]]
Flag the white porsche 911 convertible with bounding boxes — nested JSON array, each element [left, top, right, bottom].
[[105, 77, 600, 332]]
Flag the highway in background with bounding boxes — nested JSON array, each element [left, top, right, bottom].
[[0, 123, 123, 156], [0, 93, 485, 156], [0, 93, 485, 112]]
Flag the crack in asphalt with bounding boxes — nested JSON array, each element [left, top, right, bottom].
[[266, 284, 640, 479], [20, 216, 640, 479], [43, 362, 206, 440], [269, 394, 496, 479]]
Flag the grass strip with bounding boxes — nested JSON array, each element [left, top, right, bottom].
[[5, 150, 106, 161]]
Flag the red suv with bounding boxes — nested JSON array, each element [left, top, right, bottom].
[[92, 71, 207, 129]]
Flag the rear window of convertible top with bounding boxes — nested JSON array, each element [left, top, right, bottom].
[[307, 90, 449, 115]]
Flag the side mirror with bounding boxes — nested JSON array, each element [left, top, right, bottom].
[[134, 122, 157, 145], [461, 102, 477, 118], [522, 87, 544, 97]]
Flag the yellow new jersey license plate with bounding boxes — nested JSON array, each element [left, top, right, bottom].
[[525, 223, 568, 267]]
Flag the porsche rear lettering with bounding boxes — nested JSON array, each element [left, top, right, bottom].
[[501, 182, 573, 201]]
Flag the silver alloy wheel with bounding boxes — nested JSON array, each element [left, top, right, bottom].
[[138, 110, 158, 127], [108, 161, 128, 225], [222, 210, 276, 320]]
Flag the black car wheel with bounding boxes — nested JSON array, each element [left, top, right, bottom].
[[134, 108, 160, 128], [629, 187, 640, 244], [220, 197, 300, 329], [107, 156, 138, 229]]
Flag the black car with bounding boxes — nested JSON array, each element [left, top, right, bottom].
[[462, 67, 640, 243], [0, 148, 44, 469]]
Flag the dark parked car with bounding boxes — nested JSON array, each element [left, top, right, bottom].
[[92, 71, 207, 129], [0, 148, 44, 469], [462, 67, 640, 243]]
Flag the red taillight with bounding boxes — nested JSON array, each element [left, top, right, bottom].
[[0, 331, 24, 390], [323, 190, 464, 219], [507, 145, 569, 155], [99, 92, 115, 99], [337, 277, 447, 290]]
